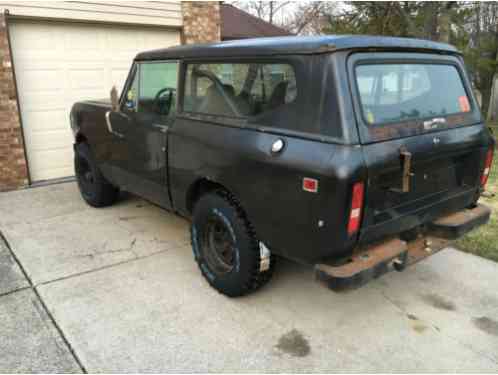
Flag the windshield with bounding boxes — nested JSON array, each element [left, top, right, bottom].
[[355, 63, 471, 126]]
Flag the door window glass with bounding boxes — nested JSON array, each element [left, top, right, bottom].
[[183, 62, 297, 117], [138, 62, 178, 116]]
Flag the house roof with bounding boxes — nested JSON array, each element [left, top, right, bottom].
[[220, 4, 292, 40], [135, 35, 460, 61]]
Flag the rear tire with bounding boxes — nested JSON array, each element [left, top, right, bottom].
[[74, 142, 118, 207], [191, 190, 275, 297]]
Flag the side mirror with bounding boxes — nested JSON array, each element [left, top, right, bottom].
[[110, 86, 119, 112]]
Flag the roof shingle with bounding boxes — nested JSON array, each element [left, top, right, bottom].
[[221, 4, 292, 40]]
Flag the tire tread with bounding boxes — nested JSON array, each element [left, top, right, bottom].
[[75, 142, 118, 207], [191, 189, 275, 297]]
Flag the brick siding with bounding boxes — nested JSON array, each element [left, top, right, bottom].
[[0, 15, 28, 191], [182, 2, 221, 44]]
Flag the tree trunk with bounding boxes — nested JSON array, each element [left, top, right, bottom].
[[438, 2, 452, 43], [423, 2, 438, 40], [486, 78, 498, 121], [396, 2, 418, 37], [486, 17, 498, 121]]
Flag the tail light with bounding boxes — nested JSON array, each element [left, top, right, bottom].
[[481, 148, 494, 187], [347, 181, 365, 236]]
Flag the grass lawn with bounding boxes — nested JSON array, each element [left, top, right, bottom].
[[455, 123, 498, 262]]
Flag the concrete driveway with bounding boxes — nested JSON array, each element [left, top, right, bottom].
[[1, 182, 497, 373]]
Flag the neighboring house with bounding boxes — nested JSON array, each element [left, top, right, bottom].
[[220, 3, 291, 41]]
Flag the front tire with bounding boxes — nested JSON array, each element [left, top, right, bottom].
[[191, 190, 275, 297], [74, 142, 118, 207]]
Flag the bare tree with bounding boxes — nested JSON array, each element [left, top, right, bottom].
[[422, 2, 439, 41], [438, 2, 457, 43], [283, 2, 337, 35], [484, 2, 498, 120], [230, 1, 338, 36], [230, 1, 291, 25]]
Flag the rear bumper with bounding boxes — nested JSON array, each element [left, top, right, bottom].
[[427, 204, 491, 239], [359, 187, 479, 245], [315, 204, 491, 291]]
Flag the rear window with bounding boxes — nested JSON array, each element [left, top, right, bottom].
[[355, 64, 471, 126]]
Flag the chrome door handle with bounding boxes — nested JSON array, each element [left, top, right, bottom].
[[423, 117, 446, 130], [105, 110, 124, 138]]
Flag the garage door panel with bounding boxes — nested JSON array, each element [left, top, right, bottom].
[[64, 28, 102, 51], [12, 57, 65, 69], [12, 54, 64, 65], [105, 32, 141, 50], [66, 90, 109, 104], [10, 26, 55, 50], [29, 148, 73, 166], [24, 129, 73, 151], [20, 91, 105, 114], [66, 61, 107, 69], [16, 70, 64, 92], [22, 111, 68, 133], [28, 152, 74, 181], [143, 32, 178, 49], [68, 69, 106, 90], [10, 20, 180, 181], [17, 91, 67, 112], [33, 167, 75, 181]]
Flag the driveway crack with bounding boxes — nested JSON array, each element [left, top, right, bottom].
[[76, 238, 138, 259], [0, 230, 87, 373]]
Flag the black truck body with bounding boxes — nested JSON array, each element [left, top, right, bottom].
[[71, 35, 494, 296]]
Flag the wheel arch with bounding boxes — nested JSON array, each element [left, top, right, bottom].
[[185, 178, 260, 236], [186, 178, 229, 214]]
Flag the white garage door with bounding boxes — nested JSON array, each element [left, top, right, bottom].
[[10, 20, 180, 182]]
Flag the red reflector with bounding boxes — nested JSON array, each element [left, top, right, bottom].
[[303, 178, 318, 193], [481, 148, 494, 187], [348, 182, 364, 236]]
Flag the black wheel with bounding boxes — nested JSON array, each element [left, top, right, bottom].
[[191, 190, 275, 297], [74, 142, 118, 207]]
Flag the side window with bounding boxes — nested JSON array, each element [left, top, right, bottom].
[[138, 62, 179, 116], [183, 62, 297, 118]]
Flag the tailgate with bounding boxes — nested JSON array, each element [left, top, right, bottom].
[[360, 125, 489, 243], [346, 52, 493, 243]]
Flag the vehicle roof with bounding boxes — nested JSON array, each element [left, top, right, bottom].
[[135, 35, 460, 61]]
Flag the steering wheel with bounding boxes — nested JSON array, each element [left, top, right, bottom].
[[154, 87, 176, 116]]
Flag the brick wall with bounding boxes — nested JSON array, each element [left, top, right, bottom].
[[181, 2, 221, 44], [0, 15, 28, 191]]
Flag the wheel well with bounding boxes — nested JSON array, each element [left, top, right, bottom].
[[186, 178, 228, 213]]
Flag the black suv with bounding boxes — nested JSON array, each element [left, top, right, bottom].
[[70, 35, 494, 297]]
